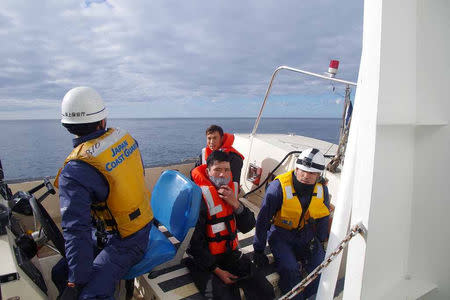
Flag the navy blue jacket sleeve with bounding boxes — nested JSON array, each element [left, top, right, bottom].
[[253, 180, 283, 252], [315, 185, 330, 242], [234, 203, 255, 234], [58, 161, 108, 284], [229, 152, 243, 184]]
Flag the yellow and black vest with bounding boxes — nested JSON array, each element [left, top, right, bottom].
[[55, 128, 153, 238], [272, 171, 329, 230]]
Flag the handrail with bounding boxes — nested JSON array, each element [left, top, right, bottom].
[[250, 65, 357, 136]]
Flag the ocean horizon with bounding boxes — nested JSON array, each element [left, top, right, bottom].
[[0, 117, 341, 181], [0, 116, 340, 121]]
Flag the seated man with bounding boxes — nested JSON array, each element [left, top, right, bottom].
[[252, 148, 330, 300], [51, 87, 153, 299], [196, 125, 244, 184], [188, 150, 274, 300]]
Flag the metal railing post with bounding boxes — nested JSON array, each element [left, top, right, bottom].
[[250, 65, 357, 136]]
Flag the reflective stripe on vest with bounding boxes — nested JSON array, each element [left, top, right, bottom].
[[200, 186, 223, 216], [201, 148, 207, 165], [273, 170, 329, 230], [201, 133, 245, 165], [55, 128, 153, 238]]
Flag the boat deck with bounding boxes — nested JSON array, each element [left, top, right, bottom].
[[7, 159, 345, 299], [136, 227, 345, 300], [135, 226, 279, 299]]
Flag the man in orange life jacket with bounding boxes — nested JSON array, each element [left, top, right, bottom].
[[51, 87, 153, 300], [188, 150, 274, 300], [196, 125, 244, 184], [253, 148, 330, 300]]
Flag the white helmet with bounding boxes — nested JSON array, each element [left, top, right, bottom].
[[296, 148, 325, 174], [61, 87, 108, 124]]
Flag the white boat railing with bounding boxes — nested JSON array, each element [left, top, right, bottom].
[[251, 65, 357, 136]]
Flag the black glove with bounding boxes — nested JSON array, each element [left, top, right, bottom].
[[59, 285, 81, 300], [253, 250, 269, 268]]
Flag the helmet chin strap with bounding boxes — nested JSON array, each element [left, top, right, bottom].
[[98, 119, 107, 130]]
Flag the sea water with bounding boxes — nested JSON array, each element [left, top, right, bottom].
[[0, 118, 340, 181]]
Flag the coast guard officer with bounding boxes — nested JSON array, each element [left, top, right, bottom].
[[51, 87, 153, 299], [252, 148, 330, 299]]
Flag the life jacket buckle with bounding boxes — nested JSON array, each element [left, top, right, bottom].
[[95, 219, 108, 249]]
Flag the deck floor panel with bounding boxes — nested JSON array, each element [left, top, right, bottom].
[[142, 227, 277, 299]]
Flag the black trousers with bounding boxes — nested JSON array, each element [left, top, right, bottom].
[[186, 252, 275, 300]]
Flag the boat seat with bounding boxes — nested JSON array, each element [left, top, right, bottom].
[[135, 227, 346, 299], [124, 224, 177, 277], [123, 170, 202, 280]]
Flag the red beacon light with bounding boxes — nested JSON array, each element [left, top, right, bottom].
[[327, 60, 339, 78]]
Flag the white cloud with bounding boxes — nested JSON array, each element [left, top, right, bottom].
[[0, 0, 363, 119]]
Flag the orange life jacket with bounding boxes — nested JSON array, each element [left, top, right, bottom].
[[191, 164, 239, 255], [201, 133, 245, 164]]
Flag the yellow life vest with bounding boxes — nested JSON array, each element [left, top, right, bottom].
[[55, 128, 153, 238], [272, 171, 329, 230]]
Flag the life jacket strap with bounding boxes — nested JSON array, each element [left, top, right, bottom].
[[91, 204, 107, 211], [206, 214, 234, 225], [91, 205, 119, 234], [94, 219, 108, 249], [206, 232, 237, 242], [103, 219, 116, 227], [224, 217, 236, 251], [206, 214, 237, 242]]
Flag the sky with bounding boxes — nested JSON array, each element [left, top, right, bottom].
[[0, 0, 363, 120]]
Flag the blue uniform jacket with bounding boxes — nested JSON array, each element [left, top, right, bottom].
[[253, 179, 330, 253], [58, 129, 149, 284]]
